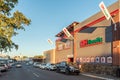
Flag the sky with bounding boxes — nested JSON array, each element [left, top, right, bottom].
[[6, 0, 117, 57]]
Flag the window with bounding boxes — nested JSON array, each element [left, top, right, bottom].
[[57, 44, 63, 50], [64, 41, 71, 49]]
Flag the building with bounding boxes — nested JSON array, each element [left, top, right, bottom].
[[43, 49, 55, 63], [55, 0, 120, 66], [55, 22, 79, 63]]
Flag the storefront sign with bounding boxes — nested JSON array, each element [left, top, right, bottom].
[[82, 57, 86, 63], [90, 57, 95, 63], [80, 37, 103, 47], [95, 57, 100, 63], [86, 57, 90, 63], [67, 54, 73, 58], [101, 57, 106, 63], [99, 1, 111, 20], [107, 56, 112, 63]]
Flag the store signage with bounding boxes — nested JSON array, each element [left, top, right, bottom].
[[95, 57, 100, 63], [101, 57, 106, 63], [91, 57, 95, 63], [63, 27, 71, 37], [99, 1, 111, 20], [107, 56, 112, 63], [80, 37, 103, 47]]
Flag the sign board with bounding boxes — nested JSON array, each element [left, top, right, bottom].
[[101, 57, 106, 63], [63, 28, 72, 37], [99, 1, 111, 20], [95, 57, 100, 63], [107, 56, 112, 63], [47, 39, 53, 44], [80, 37, 103, 47], [86, 57, 90, 63], [67, 54, 73, 58], [82, 57, 87, 63], [91, 57, 95, 63]]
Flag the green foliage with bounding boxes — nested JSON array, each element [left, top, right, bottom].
[[0, 0, 31, 52], [34, 55, 44, 59], [22, 56, 28, 59]]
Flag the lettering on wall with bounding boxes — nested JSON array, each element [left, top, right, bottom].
[[80, 37, 103, 48]]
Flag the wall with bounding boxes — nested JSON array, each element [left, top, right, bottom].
[[55, 40, 73, 63], [43, 49, 55, 63], [74, 1, 119, 64]]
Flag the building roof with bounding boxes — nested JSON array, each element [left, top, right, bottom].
[[55, 22, 79, 37]]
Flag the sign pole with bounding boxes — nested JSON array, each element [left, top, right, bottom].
[[111, 17, 117, 31]]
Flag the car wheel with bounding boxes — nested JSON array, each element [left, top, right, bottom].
[[76, 72, 79, 75], [56, 68, 60, 73], [65, 69, 70, 75]]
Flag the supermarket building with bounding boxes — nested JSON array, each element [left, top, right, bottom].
[[55, 0, 120, 68]]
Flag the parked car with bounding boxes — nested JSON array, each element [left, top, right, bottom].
[[46, 63, 56, 71], [15, 63, 22, 68], [39, 63, 47, 70], [0, 59, 9, 69], [56, 61, 80, 75], [33, 62, 41, 68], [0, 63, 8, 72]]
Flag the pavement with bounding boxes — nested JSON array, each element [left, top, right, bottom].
[[81, 72, 120, 80]]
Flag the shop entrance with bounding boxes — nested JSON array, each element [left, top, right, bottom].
[[67, 57, 73, 62]]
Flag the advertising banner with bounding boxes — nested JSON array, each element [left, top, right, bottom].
[[101, 57, 106, 63], [107, 56, 112, 63], [99, 1, 111, 20], [95, 57, 100, 63]]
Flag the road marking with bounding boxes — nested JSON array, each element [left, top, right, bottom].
[[33, 73, 39, 77], [81, 73, 114, 80]]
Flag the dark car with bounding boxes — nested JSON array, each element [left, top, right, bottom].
[[56, 61, 80, 75]]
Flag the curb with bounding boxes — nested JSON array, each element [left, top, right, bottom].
[[81, 73, 115, 80]]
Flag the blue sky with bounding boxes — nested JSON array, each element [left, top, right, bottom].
[[8, 0, 117, 57]]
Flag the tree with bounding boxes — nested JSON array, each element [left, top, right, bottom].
[[0, 0, 31, 52], [34, 55, 44, 59]]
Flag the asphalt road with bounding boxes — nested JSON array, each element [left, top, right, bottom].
[[0, 63, 103, 80]]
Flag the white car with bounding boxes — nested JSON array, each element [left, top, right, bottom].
[[33, 62, 41, 68], [0, 63, 8, 72], [46, 63, 56, 71], [16, 64, 22, 68], [39, 63, 47, 69]]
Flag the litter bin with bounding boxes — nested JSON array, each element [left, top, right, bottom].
[[116, 68, 120, 77]]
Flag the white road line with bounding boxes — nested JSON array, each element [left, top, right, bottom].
[[81, 73, 114, 80], [33, 73, 39, 77]]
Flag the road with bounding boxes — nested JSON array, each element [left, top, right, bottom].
[[0, 63, 103, 80]]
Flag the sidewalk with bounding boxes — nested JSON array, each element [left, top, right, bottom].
[[81, 72, 120, 80]]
